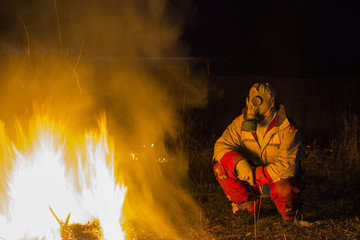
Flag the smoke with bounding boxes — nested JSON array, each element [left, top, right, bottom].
[[0, 0, 211, 239]]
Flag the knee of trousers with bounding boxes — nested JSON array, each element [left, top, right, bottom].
[[270, 179, 301, 212], [273, 179, 301, 200], [213, 162, 252, 204]]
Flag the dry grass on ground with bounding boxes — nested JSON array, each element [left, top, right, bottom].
[[124, 114, 360, 239], [194, 141, 360, 240], [125, 142, 360, 240], [196, 183, 360, 240]]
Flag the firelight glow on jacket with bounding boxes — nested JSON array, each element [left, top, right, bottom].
[[213, 104, 305, 183]]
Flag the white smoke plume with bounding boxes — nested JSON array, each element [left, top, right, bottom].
[[0, 0, 212, 239]]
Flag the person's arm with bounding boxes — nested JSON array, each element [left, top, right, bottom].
[[254, 124, 303, 185], [213, 116, 255, 185], [213, 116, 243, 162]]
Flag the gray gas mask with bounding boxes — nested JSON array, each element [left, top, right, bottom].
[[241, 83, 275, 132]]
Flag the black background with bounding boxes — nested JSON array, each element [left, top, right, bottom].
[[181, 1, 360, 77], [1, 0, 360, 143]]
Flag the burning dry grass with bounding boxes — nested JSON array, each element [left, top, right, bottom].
[[60, 220, 103, 240], [50, 207, 103, 240], [0, 0, 213, 238], [0, 113, 127, 239]]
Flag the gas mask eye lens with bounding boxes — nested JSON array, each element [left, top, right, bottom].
[[251, 96, 262, 106]]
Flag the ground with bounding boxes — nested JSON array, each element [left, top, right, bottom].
[[196, 186, 360, 239], [195, 150, 360, 240]]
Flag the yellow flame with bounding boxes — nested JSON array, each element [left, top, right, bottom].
[[0, 114, 126, 239]]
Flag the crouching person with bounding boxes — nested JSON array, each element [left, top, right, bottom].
[[213, 83, 305, 221]]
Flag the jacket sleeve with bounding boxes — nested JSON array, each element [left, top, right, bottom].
[[213, 116, 243, 163], [254, 166, 273, 185], [265, 123, 304, 183]]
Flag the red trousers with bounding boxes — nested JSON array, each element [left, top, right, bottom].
[[214, 161, 303, 220]]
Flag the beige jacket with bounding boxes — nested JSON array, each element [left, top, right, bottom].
[[213, 105, 304, 183]]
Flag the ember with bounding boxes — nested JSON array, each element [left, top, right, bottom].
[[60, 220, 103, 240], [50, 207, 103, 240]]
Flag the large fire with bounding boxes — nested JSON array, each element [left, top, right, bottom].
[[0, 113, 127, 239]]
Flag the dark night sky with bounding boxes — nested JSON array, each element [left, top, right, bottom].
[[0, 1, 359, 142], [177, 1, 360, 140], [0, 1, 360, 77], [181, 1, 360, 77]]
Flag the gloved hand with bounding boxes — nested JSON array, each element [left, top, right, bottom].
[[254, 166, 273, 185], [235, 160, 254, 185]]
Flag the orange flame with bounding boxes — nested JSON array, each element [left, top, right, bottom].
[[0, 114, 126, 239]]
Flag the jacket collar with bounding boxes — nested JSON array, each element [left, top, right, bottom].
[[274, 104, 286, 126], [247, 104, 287, 141]]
